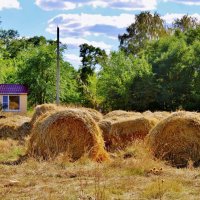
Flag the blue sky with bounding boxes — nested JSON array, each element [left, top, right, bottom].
[[1, 0, 200, 68]]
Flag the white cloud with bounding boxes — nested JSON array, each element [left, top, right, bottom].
[[162, 13, 185, 24], [162, 13, 200, 24], [164, 0, 200, 6], [64, 53, 81, 67], [47, 13, 131, 66], [46, 13, 135, 38], [61, 37, 112, 52], [35, 0, 157, 11], [108, 0, 157, 11], [35, 0, 76, 11], [0, 0, 20, 10]]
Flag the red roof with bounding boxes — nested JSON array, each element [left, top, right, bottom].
[[0, 84, 28, 94]]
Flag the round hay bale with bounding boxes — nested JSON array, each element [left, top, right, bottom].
[[146, 111, 200, 168], [30, 104, 60, 125], [27, 109, 109, 162], [0, 116, 31, 140], [99, 116, 158, 151], [80, 107, 103, 122]]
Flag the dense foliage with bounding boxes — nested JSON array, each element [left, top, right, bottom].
[[0, 26, 81, 107], [1, 12, 200, 111]]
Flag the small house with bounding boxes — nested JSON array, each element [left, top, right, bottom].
[[0, 84, 28, 113]]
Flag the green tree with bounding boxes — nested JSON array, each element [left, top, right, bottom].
[[185, 26, 200, 45], [16, 44, 57, 105], [79, 43, 107, 83], [173, 15, 198, 32], [98, 51, 153, 111], [16, 44, 81, 106], [119, 12, 167, 54], [17, 44, 80, 105], [146, 35, 194, 110], [0, 58, 16, 83], [79, 73, 104, 109], [187, 41, 200, 110], [60, 61, 82, 104], [27, 36, 47, 46], [0, 29, 19, 42]]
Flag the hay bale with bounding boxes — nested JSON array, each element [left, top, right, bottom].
[[146, 111, 200, 168], [30, 104, 60, 125], [0, 116, 31, 140], [99, 116, 158, 151], [27, 109, 109, 162]]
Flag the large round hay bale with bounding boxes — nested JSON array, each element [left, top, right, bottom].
[[146, 111, 200, 168], [0, 116, 31, 140], [27, 109, 109, 162], [30, 104, 60, 125], [99, 116, 158, 151]]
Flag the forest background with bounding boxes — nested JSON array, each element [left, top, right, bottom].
[[1, 12, 200, 112]]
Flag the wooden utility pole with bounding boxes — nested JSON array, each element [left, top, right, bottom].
[[56, 26, 60, 105]]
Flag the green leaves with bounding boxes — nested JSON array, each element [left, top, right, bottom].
[[97, 51, 153, 111], [119, 12, 167, 55], [79, 43, 107, 84], [16, 44, 81, 106]]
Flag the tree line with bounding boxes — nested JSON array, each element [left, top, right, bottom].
[[1, 12, 200, 111]]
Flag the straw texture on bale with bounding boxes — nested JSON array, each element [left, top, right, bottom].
[[0, 116, 31, 140], [146, 111, 200, 168], [30, 104, 60, 126], [28, 109, 109, 162], [99, 116, 158, 151], [31, 104, 103, 126]]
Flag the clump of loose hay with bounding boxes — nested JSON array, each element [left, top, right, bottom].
[[146, 111, 200, 168], [152, 111, 171, 120], [103, 110, 142, 121], [30, 104, 61, 125], [143, 111, 171, 121], [80, 107, 103, 122], [99, 116, 158, 151], [27, 108, 109, 162], [0, 116, 31, 140], [142, 110, 153, 116]]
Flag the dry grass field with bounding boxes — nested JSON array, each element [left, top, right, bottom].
[[1, 107, 200, 200], [1, 139, 200, 200]]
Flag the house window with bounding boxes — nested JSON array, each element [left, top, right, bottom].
[[2, 95, 20, 111]]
